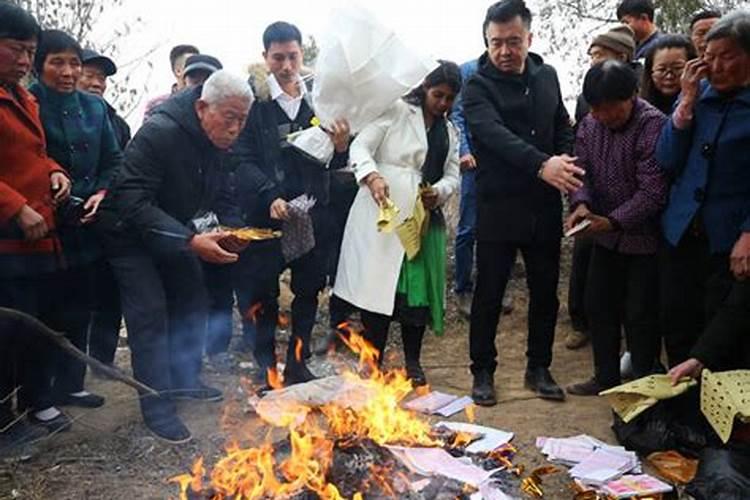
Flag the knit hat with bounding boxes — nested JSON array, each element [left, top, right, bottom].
[[590, 25, 636, 61], [183, 54, 223, 78]]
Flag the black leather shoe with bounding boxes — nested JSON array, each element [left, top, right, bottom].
[[28, 411, 72, 433], [406, 361, 427, 387], [471, 371, 497, 406], [566, 377, 605, 396], [525, 367, 565, 401], [170, 384, 223, 402], [56, 392, 105, 408], [283, 363, 317, 387], [143, 414, 192, 444]]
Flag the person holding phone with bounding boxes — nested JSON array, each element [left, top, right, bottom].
[[657, 10, 750, 368], [29, 29, 123, 412]]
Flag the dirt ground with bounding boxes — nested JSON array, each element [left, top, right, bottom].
[[0, 234, 625, 500]]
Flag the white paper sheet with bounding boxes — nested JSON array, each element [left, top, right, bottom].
[[387, 446, 498, 487], [436, 422, 514, 454]]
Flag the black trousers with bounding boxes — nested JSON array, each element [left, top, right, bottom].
[[568, 237, 593, 333], [48, 265, 93, 395], [87, 259, 123, 365], [0, 274, 58, 424], [659, 232, 733, 367], [585, 245, 660, 388], [203, 261, 237, 356], [109, 252, 207, 419], [469, 239, 561, 375], [358, 307, 425, 366]]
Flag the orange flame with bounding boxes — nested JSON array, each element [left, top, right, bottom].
[[244, 302, 263, 324], [172, 320, 470, 498], [278, 311, 290, 328], [465, 403, 476, 423], [267, 367, 284, 390], [294, 337, 303, 363]]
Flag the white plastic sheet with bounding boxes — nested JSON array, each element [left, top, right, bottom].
[[313, 3, 437, 133], [289, 3, 437, 163]]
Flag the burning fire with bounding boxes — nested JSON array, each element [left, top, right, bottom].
[[244, 302, 263, 324], [170, 324, 471, 499]]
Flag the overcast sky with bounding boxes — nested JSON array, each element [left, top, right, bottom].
[[96, 0, 575, 126]]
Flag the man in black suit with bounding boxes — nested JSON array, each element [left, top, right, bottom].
[[464, 0, 581, 406]]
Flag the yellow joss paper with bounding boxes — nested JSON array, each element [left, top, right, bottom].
[[701, 369, 750, 443], [376, 198, 399, 233], [599, 374, 697, 423], [395, 194, 429, 260]]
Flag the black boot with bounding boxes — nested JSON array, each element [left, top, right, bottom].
[[525, 367, 565, 401], [283, 338, 317, 387], [402, 325, 427, 386], [471, 370, 496, 406]]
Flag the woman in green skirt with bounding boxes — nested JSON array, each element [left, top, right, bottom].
[[333, 61, 461, 385]]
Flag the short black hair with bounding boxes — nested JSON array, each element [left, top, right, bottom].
[[262, 21, 302, 51], [690, 9, 722, 30], [640, 34, 697, 112], [583, 60, 639, 106], [483, 0, 532, 38], [169, 44, 199, 70], [34, 29, 82, 76], [0, 1, 41, 42], [616, 0, 655, 22]]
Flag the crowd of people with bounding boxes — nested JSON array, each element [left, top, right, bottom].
[[0, 0, 748, 462]]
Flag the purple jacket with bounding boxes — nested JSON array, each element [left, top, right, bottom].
[[570, 98, 668, 255]]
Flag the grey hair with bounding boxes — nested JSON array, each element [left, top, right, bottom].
[[200, 69, 254, 105], [706, 9, 750, 55]]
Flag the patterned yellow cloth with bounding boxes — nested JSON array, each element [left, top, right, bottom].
[[701, 370, 750, 443], [599, 374, 697, 423]]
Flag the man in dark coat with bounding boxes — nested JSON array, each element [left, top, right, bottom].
[[231, 21, 350, 389], [464, 0, 581, 406], [97, 70, 253, 443]]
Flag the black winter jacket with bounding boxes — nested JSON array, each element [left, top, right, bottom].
[[464, 52, 574, 243], [230, 93, 348, 229], [98, 86, 234, 255]]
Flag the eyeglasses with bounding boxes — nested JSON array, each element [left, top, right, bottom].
[[652, 66, 685, 78]]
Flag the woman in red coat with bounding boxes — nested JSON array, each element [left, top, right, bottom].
[[0, 3, 73, 452]]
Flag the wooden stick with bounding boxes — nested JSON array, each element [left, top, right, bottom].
[[0, 307, 158, 396]]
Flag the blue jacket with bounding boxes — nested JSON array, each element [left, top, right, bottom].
[[656, 82, 750, 254], [451, 59, 478, 158]]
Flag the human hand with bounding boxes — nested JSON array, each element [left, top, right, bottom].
[[668, 358, 704, 385], [326, 118, 351, 153], [583, 213, 614, 234], [540, 155, 585, 194], [15, 204, 48, 241], [80, 191, 106, 224], [565, 204, 590, 233], [189, 232, 239, 264], [459, 153, 477, 171], [680, 58, 709, 106], [50, 172, 71, 205], [218, 234, 251, 254], [421, 187, 439, 210], [365, 172, 389, 206], [730, 232, 750, 280], [269, 198, 290, 221]]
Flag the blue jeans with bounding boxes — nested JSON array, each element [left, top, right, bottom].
[[454, 169, 477, 294]]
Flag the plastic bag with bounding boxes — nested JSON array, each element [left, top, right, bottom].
[[189, 211, 221, 234], [647, 450, 698, 484], [312, 3, 437, 135], [281, 195, 317, 263], [686, 446, 750, 500]]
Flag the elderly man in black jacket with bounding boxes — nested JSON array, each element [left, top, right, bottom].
[[464, 0, 582, 406], [97, 70, 254, 443]]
